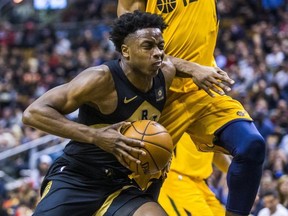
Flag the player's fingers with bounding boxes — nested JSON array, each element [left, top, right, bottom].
[[215, 81, 231, 92], [122, 137, 145, 148], [119, 138, 146, 155], [112, 121, 131, 132], [116, 152, 131, 169], [193, 78, 215, 97], [118, 148, 141, 165], [215, 68, 235, 85], [198, 83, 215, 97], [126, 142, 146, 156], [204, 76, 231, 93], [202, 80, 226, 96]]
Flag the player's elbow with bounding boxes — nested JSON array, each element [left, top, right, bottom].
[[22, 104, 40, 126], [22, 107, 32, 126]]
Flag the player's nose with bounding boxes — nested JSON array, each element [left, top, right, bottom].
[[153, 47, 164, 59]]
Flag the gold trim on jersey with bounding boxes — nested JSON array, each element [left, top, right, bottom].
[[41, 181, 52, 200], [93, 185, 135, 216], [89, 101, 162, 129], [90, 124, 111, 128], [129, 170, 165, 191]]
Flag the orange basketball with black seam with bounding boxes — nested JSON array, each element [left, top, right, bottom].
[[122, 120, 173, 175]]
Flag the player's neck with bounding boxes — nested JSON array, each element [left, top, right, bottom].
[[119, 59, 153, 93]]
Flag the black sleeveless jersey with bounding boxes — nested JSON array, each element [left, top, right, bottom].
[[63, 59, 167, 173]]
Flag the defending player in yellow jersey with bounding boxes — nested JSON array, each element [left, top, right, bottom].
[[118, 1, 266, 216]]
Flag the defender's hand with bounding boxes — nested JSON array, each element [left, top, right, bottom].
[[192, 65, 234, 97]]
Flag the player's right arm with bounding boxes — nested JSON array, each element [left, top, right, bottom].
[[22, 66, 145, 168], [117, 0, 146, 16], [23, 66, 114, 143]]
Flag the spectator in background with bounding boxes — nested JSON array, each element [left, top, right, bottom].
[[252, 97, 275, 140], [265, 44, 285, 71], [258, 190, 288, 216], [277, 175, 288, 209], [264, 132, 288, 179], [29, 155, 53, 191], [280, 134, 288, 157], [269, 148, 287, 179], [259, 170, 276, 197], [208, 165, 229, 207], [274, 61, 288, 91], [0, 197, 8, 216], [0, 179, 7, 200]]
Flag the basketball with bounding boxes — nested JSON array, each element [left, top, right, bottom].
[[122, 120, 173, 175]]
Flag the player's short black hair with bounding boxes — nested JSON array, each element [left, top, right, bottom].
[[110, 10, 168, 52]]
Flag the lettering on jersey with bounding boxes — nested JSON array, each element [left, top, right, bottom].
[[155, 87, 164, 101], [125, 101, 162, 121], [157, 0, 198, 13], [141, 162, 150, 174], [151, 115, 158, 121], [142, 110, 158, 121], [142, 110, 148, 119]]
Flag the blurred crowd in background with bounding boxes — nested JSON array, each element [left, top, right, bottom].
[[0, 0, 288, 215]]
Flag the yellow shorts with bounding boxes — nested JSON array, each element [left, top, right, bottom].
[[158, 171, 225, 216], [159, 89, 252, 153]]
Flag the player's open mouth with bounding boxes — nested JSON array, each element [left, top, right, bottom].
[[152, 61, 162, 67]]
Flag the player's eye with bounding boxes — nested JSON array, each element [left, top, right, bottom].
[[158, 44, 164, 50], [142, 43, 153, 49], [157, 41, 164, 50]]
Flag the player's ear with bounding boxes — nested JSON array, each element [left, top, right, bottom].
[[121, 44, 129, 59]]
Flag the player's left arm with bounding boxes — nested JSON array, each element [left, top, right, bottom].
[[168, 56, 235, 97]]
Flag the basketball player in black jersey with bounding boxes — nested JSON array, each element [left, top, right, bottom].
[[22, 11, 233, 216]]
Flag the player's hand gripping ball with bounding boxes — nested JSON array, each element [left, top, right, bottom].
[[122, 120, 173, 175]]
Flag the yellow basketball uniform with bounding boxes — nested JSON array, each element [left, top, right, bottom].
[[145, 0, 252, 215], [158, 134, 225, 216], [146, 0, 252, 152]]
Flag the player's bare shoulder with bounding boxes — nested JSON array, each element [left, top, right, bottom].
[[69, 64, 115, 101], [78, 65, 113, 86]]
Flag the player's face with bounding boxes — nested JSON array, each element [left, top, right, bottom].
[[124, 28, 165, 77]]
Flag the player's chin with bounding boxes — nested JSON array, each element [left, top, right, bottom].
[[149, 67, 160, 76]]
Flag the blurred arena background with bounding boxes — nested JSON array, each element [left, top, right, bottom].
[[0, 0, 287, 215]]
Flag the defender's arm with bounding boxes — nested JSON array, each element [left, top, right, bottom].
[[117, 0, 146, 16]]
